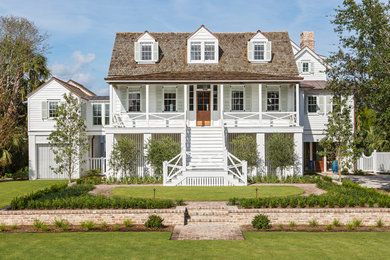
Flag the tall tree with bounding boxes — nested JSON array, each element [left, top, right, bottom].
[[320, 96, 355, 181], [48, 93, 89, 183], [0, 16, 50, 172], [327, 0, 390, 152], [109, 137, 139, 178], [266, 133, 295, 176]]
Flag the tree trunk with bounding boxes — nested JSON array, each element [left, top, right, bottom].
[[68, 156, 72, 184], [337, 148, 341, 182]]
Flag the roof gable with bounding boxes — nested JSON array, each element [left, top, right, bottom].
[[295, 46, 327, 67], [188, 25, 217, 41], [249, 31, 268, 42], [136, 31, 156, 42]]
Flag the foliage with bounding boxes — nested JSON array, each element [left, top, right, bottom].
[[103, 175, 163, 185], [85, 169, 102, 177], [320, 96, 355, 181], [10, 224, 18, 230], [251, 214, 271, 229], [231, 134, 258, 169], [10, 183, 177, 210], [109, 137, 139, 178], [289, 221, 296, 227], [80, 221, 95, 231], [327, 0, 390, 153], [247, 174, 320, 184], [54, 219, 69, 231], [0, 223, 5, 231], [352, 219, 362, 228], [377, 219, 384, 228], [229, 178, 390, 209], [145, 137, 180, 175], [33, 219, 49, 231], [309, 219, 318, 227], [123, 219, 132, 227], [326, 224, 333, 231], [144, 215, 164, 229], [265, 134, 295, 176], [100, 222, 108, 229], [11, 166, 29, 180], [0, 16, 50, 175], [76, 176, 102, 185], [48, 93, 89, 183]]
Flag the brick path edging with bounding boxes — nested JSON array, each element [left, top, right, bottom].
[[1, 207, 390, 226]]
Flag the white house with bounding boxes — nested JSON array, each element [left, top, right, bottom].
[[27, 26, 354, 185]]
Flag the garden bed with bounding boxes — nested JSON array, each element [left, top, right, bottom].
[[241, 225, 390, 232]]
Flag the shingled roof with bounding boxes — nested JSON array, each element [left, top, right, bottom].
[[106, 30, 300, 82]]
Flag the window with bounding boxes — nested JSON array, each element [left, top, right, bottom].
[[267, 91, 279, 111], [205, 42, 215, 60], [93, 104, 102, 125], [307, 96, 318, 113], [231, 90, 244, 111], [105, 104, 110, 125], [128, 91, 141, 112], [189, 85, 194, 111], [254, 42, 265, 60], [48, 101, 59, 118], [302, 62, 309, 73], [141, 43, 152, 61], [164, 89, 176, 112], [190, 42, 201, 61], [213, 85, 218, 110]]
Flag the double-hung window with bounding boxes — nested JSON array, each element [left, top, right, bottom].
[[205, 42, 215, 61], [189, 41, 217, 63], [190, 42, 201, 61], [302, 62, 309, 73], [189, 85, 194, 111], [254, 42, 265, 61], [164, 88, 176, 112], [128, 91, 141, 112], [231, 90, 244, 111], [307, 96, 318, 113], [140, 42, 152, 61], [48, 101, 59, 118], [104, 104, 110, 125], [93, 104, 102, 125], [267, 90, 279, 111]]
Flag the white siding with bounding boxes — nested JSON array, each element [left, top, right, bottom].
[[296, 50, 327, 81]]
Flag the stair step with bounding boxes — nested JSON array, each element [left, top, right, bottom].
[[188, 216, 231, 223], [187, 210, 229, 216]]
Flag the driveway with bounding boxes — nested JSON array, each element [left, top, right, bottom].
[[345, 175, 390, 191]]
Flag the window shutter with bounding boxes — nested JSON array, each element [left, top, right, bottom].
[[153, 42, 159, 62], [177, 86, 184, 112], [224, 86, 230, 111], [297, 62, 302, 73], [326, 95, 332, 114], [318, 95, 325, 114], [262, 87, 267, 111], [120, 87, 127, 113], [280, 87, 288, 112], [81, 102, 86, 119], [265, 41, 272, 61], [140, 86, 146, 112], [156, 86, 163, 112], [42, 101, 47, 119], [134, 42, 140, 62], [247, 42, 253, 61], [310, 62, 315, 73], [244, 86, 251, 111]]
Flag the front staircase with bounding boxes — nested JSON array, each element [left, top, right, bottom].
[[163, 127, 247, 186]]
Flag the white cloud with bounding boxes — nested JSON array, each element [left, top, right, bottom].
[[96, 88, 109, 95], [51, 51, 96, 85]]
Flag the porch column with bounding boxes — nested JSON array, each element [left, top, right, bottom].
[[109, 84, 114, 125], [294, 132, 304, 175], [296, 83, 300, 126], [28, 134, 37, 180], [259, 84, 262, 125], [105, 133, 114, 177], [220, 84, 224, 124], [144, 133, 152, 176], [146, 84, 149, 126], [309, 142, 313, 161], [184, 84, 188, 125], [256, 133, 266, 175]]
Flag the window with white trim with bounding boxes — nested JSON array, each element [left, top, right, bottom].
[[307, 96, 318, 113], [231, 90, 244, 111], [164, 88, 176, 112], [104, 103, 110, 125], [128, 91, 141, 112], [93, 104, 102, 125], [188, 41, 218, 63], [205, 42, 215, 60], [302, 62, 309, 73], [190, 42, 201, 61], [267, 90, 279, 111], [254, 42, 265, 60], [140, 42, 152, 61], [48, 101, 59, 118]]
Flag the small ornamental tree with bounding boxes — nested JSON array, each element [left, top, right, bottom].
[[320, 95, 355, 181], [231, 134, 258, 170], [109, 137, 139, 178], [266, 133, 295, 176], [145, 137, 180, 175], [48, 93, 89, 183]]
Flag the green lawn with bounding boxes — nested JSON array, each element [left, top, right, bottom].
[[0, 180, 66, 207], [110, 186, 304, 201], [1, 232, 390, 259]]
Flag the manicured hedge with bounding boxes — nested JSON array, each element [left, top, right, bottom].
[[76, 176, 163, 185], [247, 175, 321, 184], [10, 184, 176, 210], [230, 178, 390, 208]]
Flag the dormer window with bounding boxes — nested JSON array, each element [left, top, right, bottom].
[[299, 61, 314, 74], [187, 26, 219, 64], [248, 31, 272, 63], [134, 32, 159, 64], [302, 62, 309, 72]]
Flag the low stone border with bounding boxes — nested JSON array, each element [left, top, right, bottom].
[[227, 207, 390, 226], [1, 207, 390, 227], [0, 207, 185, 226]]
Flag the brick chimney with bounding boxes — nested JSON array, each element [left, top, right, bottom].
[[300, 31, 314, 51]]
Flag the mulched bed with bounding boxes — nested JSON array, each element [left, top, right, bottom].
[[0, 224, 173, 233], [241, 225, 390, 232]]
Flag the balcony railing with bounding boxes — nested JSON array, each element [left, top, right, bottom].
[[223, 111, 297, 127], [113, 112, 185, 128]]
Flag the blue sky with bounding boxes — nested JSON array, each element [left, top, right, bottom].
[[0, 0, 342, 95]]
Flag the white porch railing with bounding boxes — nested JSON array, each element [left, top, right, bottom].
[[223, 111, 297, 127], [89, 157, 106, 174], [113, 112, 185, 128], [262, 112, 297, 126], [357, 150, 390, 173], [226, 151, 247, 185], [163, 151, 185, 185]]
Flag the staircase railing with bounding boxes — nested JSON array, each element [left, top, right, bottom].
[[222, 126, 247, 185]]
